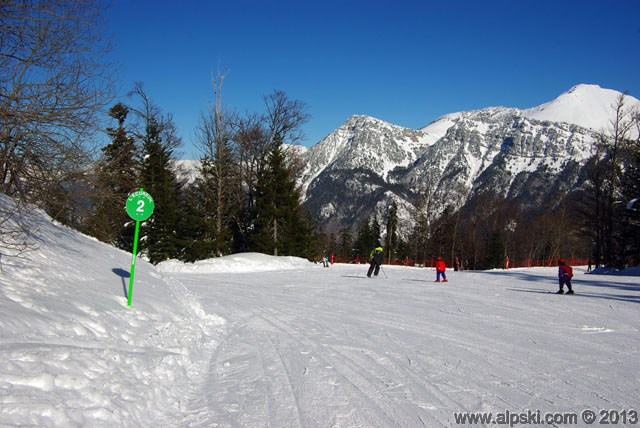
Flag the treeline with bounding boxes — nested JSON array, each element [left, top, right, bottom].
[[82, 82, 317, 264], [576, 96, 640, 269]]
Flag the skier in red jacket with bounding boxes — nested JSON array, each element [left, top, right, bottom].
[[435, 256, 448, 282], [557, 258, 574, 294]]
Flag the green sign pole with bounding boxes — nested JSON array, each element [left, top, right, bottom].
[[125, 188, 155, 307], [128, 220, 141, 306]]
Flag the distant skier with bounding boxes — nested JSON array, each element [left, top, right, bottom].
[[557, 258, 574, 294], [435, 256, 448, 282], [367, 241, 384, 277], [322, 254, 330, 267]]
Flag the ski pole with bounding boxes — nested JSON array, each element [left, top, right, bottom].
[[380, 265, 388, 278]]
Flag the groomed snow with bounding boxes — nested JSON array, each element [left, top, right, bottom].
[[1, 198, 639, 427]]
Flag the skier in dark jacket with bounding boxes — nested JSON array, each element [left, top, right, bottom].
[[367, 241, 384, 277], [557, 258, 574, 294]]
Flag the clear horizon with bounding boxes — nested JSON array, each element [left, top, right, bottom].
[[106, 0, 640, 159]]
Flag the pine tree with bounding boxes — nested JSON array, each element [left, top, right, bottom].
[[371, 218, 382, 245], [87, 103, 138, 249], [409, 210, 430, 265], [177, 173, 215, 262], [354, 217, 379, 260], [484, 230, 506, 269], [337, 226, 354, 259], [138, 115, 181, 264], [182, 145, 240, 260], [385, 201, 399, 263], [250, 133, 310, 256], [127, 83, 183, 264], [295, 209, 316, 258]]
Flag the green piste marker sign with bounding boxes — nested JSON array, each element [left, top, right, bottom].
[[125, 189, 154, 306], [126, 189, 155, 221]]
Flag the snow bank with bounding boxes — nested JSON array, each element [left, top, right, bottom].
[[0, 196, 225, 427], [589, 266, 640, 276], [157, 252, 315, 274]]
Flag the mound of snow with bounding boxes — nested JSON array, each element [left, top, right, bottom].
[[158, 252, 315, 274], [0, 195, 224, 427], [589, 265, 640, 276]]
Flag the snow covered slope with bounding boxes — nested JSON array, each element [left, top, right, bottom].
[[165, 262, 640, 427], [0, 195, 225, 426]]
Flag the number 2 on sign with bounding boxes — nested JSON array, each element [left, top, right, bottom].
[[137, 200, 145, 213]]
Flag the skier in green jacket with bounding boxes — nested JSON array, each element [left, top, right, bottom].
[[367, 241, 384, 277]]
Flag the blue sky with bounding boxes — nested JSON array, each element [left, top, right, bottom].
[[106, 0, 640, 159]]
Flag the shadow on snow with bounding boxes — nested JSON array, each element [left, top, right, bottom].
[[507, 287, 640, 304]]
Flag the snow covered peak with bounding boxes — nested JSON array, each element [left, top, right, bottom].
[[420, 106, 518, 137], [419, 84, 639, 137], [342, 114, 402, 133], [297, 114, 430, 199], [522, 84, 640, 132]]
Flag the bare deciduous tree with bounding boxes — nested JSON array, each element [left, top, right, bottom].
[[588, 93, 638, 266], [193, 65, 241, 256], [232, 113, 269, 249], [0, 195, 38, 272], [0, 0, 113, 258], [263, 89, 311, 147], [1, 0, 114, 201]]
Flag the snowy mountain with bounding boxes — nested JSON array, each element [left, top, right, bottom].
[[297, 115, 435, 231], [299, 84, 640, 233], [173, 159, 201, 186]]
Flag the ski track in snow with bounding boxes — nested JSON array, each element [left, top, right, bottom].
[[166, 264, 640, 428]]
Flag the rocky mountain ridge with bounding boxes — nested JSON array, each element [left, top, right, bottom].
[[298, 84, 640, 234]]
